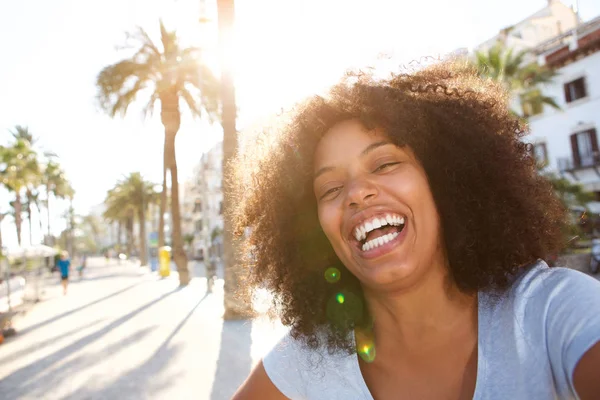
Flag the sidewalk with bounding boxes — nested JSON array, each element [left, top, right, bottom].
[[0, 257, 286, 400]]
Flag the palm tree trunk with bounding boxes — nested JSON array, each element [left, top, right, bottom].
[[26, 193, 33, 246], [117, 221, 122, 252], [15, 191, 22, 246], [138, 207, 148, 266], [46, 190, 52, 245], [67, 198, 74, 256], [126, 215, 133, 258], [218, 0, 252, 319], [166, 133, 190, 285], [0, 213, 4, 251], [160, 91, 189, 286], [158, 135, 167, 248], [27, 204, 33, 246]]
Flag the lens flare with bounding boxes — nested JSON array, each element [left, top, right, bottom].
[[355, 325, 376, 363], [336, 293, 345, 304], [324, 267, 341, 283], [358, 343, 376, 363]]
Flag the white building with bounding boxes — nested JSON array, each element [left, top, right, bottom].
[[476, 0, 579, 54], [525, 17, 600, 199], [182, 142, 224, 261]]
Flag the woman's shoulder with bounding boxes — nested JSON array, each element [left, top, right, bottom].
[[263, 331, 365, 399], [481, 259, 600, 335], [511, 259, 600, 299], [483, 259, 600, 305]]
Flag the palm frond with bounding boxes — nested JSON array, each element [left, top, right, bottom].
[[142, 90, 161, 119]]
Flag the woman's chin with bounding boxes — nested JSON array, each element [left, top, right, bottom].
[[356, 260, 419, 290]]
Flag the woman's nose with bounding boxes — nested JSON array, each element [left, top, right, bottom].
[[346, 179, 377, 207]]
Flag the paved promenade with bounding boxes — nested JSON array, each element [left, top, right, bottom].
[[0, 258, 286, 400]]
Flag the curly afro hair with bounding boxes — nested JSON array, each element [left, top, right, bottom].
[[232, 59, 567, 354]]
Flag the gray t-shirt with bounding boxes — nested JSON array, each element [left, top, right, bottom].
[[263, 261, 600, 399]]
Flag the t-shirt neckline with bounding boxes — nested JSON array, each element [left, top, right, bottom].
[[350, 292, 487, 399]]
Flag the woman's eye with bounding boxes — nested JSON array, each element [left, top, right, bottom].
[[320, 186, 342, 200], [374, 162, 400, 172]]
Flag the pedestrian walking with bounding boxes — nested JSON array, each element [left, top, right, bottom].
[[77, 254, 87, 279], [57, 251, 71, 295]]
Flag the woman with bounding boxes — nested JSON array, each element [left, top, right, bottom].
[[231, 60, 600, 399]]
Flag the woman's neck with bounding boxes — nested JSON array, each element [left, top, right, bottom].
[[362, 264, 477, 353]]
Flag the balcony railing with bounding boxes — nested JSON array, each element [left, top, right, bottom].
[[558, 153, 600, 173]]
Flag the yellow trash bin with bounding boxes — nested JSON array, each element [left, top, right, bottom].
[[159, 246, 171, 278]]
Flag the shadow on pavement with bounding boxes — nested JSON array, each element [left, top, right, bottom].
[[72, 272, 148, 282], [63, 293, 210, 399], [16, 281, 147, 338], [0, 318, 105, 365], [32, 325, 158, 399], [209, 319, 254, 400], [0, 287, 180, 399]]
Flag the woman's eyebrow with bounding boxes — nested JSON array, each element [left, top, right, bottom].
[[314, 166, 335, 181], [361, 141, 393, 157]]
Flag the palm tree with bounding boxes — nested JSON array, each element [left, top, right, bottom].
[[8, 126, 43, 246], [103, 187, 131, 255], [475, 43, 560, 118], [217, 0, 253, 319], [42, 160, 71, 244], [24, 187, 41, 245], [10, 125, 35, 144], [0, 210, 6, 252], [96, 21, 219, 285], [104, 173, 159, 266], [0, 135, 40, 245]]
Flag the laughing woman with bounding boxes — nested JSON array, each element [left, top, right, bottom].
[[231, 60, 600, 399]]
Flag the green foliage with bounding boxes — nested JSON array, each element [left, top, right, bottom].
[[183, 234, 195, 245], [1, 125, 73, 246], [103, 172, 159, 223], [474, 43, 560, 118], [95, 20, 220, 122], [544, 172, 595, 209]]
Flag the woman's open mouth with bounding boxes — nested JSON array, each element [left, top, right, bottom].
[[350, 213, 407, 258]]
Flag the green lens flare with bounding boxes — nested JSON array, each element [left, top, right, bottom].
[[324, 267, 341, 283], [336, 293, 345, 304], [358, 343, 376, 363]]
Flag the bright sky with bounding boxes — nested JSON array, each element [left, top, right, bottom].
[[1, 0, 599, 248]]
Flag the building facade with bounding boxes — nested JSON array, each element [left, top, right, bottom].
[[525, 17, 600, 200], [182, 142, 223, 261], [476, 0, 579, 54]]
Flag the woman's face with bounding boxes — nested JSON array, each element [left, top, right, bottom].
[[313, 120, 445, 292]]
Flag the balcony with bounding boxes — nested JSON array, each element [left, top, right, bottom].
[[558, 153, 600, 180]]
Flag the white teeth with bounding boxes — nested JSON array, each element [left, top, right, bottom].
[[354, 214, 406, 247], [361, 231, 401, 252]]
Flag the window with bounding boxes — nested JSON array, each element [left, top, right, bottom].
[[532, 143, 548, 166], [564, 77, 587, 103], [570, 129, 598, 168], [195, 219, 203, 232], [193, 200, 202, 213]]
